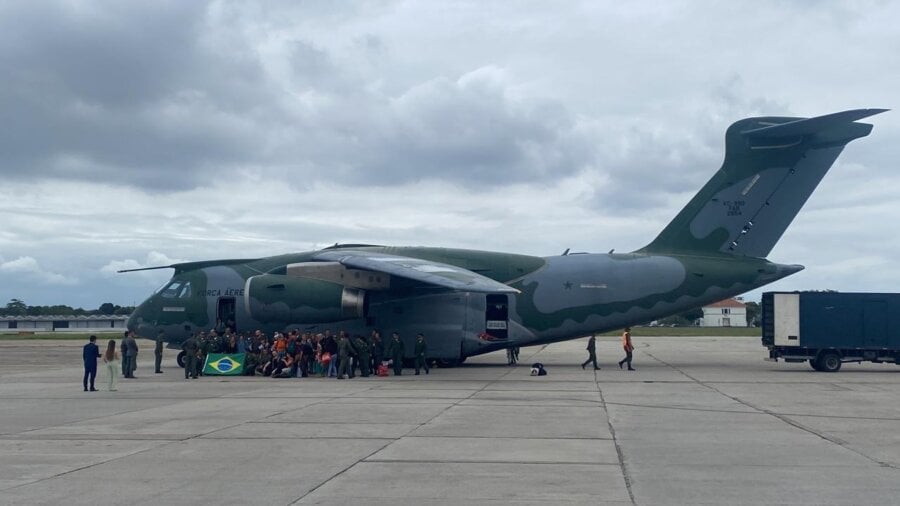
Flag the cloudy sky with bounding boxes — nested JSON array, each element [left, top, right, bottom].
[[1, 1, 898, 309]]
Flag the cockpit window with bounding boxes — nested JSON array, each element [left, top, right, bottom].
[[160, 280, 192, 299]]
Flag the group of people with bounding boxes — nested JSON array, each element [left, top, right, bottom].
[[179, 328, 432, 380], [581, 327, 636, 371], [82, 327, 637, 392]]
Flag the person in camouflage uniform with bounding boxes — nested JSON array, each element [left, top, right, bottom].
[[354, 334, 371, 377], [337, 333, 356, 379], [388, 332, 405, 376], [154, 330, 165, 374], [371, 330, 383, 372], [414, 333, 429, 375], [197, 333, 210, 376], [181, 333, 199, 379]]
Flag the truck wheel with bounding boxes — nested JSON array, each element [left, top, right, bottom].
[[819, 352, 842, 372], [176, 351, 186, 368], [809, 359, 822, 371]]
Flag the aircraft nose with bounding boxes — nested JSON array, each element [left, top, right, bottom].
[[126, 312, 139, 333], [126, 306, 147, 335]]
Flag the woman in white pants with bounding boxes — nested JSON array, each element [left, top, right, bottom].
[[102, 340, 120, 391]]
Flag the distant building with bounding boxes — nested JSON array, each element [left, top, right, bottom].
[[0, 315, 129, 333], [700, 298, 747, 327]]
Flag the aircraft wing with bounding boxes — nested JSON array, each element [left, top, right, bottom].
[[312, 250, 520, 294]]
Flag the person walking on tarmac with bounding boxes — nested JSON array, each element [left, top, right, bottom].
[[581, 334, 600, 370], [181, 333, 199, 379], [154, 330, 165, 374], [388, 332, 405, 376], [414, 333, 429, 375], [618, 327, 635, 371]]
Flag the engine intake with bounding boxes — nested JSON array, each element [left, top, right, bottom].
[[244, 274, 366, 323]]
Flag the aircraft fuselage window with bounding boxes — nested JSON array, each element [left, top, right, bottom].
[[160, 281, 192, 299]]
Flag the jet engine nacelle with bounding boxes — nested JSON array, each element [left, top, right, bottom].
[[244, 274, 366, 324]]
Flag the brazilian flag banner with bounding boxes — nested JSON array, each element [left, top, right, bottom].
[[203, 353, 245, 375]]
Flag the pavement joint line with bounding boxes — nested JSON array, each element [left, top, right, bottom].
[[604, 401, 900, 421], [361, 459, 619, 465], [198, 430, 612, 441], [0, 440, 166, 493], [4, 399, 206, 439], [289, 347, 537, 504], [247, 420, 412, 425], [200, 436, 397, 441], [642, 349, 900, 472], [596, 372, 637, 506]]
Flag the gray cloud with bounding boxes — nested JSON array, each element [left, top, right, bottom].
[[1, 1, 898, 308], [0, 2, 600, 191]]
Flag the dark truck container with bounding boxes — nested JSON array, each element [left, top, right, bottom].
[[762, 291, 900, 372]]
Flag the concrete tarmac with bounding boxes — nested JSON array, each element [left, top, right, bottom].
[[1, 336, 899, 505]]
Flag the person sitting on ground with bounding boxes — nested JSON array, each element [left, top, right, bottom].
[[271, 354, 291, 378], [257, 349, 273, 376]]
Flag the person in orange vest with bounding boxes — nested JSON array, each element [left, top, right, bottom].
[[618, 327, 635, 371]]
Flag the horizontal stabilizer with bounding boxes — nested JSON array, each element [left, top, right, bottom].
[[741, 108, 888, 138], [313, 250, 520, 294]]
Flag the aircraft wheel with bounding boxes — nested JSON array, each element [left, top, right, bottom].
[[435, 358, 461, 368], [176, 351, 186, 369], [818, 352, 842, 373]]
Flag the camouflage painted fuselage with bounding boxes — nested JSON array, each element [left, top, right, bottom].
[[128, 246, 798, 360]]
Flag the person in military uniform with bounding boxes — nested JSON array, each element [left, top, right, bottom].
[[414, 333, 429, 375], [208, 330, 222, 354], [119, 331, 128, 377], [123, 331, 139, 378], [354, 334, 371, 377], [244, 345, 258, 376], [388, 332, 405, 376], [371, 330, 383, 372], [181, 333, 199, 379], [337, 333, 355, 379], [581, 334, 600, 370], [506, 347, 517, 365], [197, 332, 210, 376], [154, 330, 165, 374]]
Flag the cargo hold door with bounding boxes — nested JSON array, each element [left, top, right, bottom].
[[485, 294, 509, 340]]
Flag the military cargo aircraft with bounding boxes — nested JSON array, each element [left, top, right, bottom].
[[125, 109, 885, 367]]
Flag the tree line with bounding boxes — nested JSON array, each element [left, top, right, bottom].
[[1, 299, 135, 317]]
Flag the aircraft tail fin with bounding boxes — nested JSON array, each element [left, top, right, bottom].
[[639, 108, 886, 257]]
